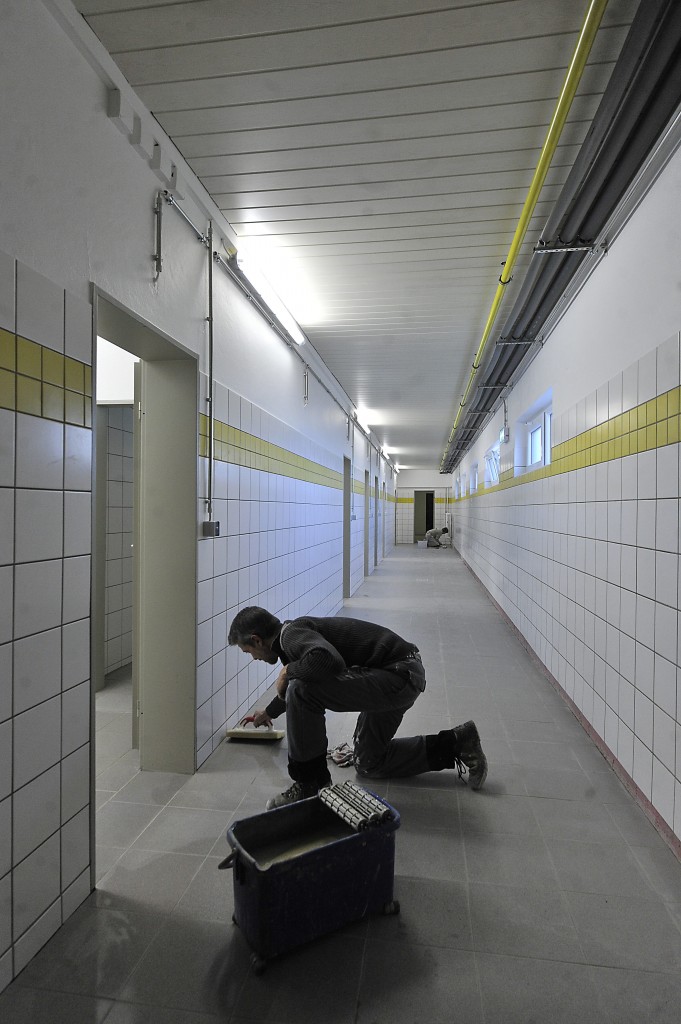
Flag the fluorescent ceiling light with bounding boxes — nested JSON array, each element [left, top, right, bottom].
[[237, 251, 306, 345], [238, 238, 325, 328]]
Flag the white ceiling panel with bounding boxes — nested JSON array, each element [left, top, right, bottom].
[[75, 0, 640, 469]]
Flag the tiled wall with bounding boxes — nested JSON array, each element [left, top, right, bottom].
[[103, 405, 133, 674], [396, 489, 450, 544], [195, 380, 386, 767], [452, 331, 681, 848], [0, 255, 93, 990]]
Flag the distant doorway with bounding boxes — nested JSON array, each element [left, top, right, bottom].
[[413, 490, 434, 541]]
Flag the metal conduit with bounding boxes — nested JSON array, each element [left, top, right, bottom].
[[442, 0, 681, 473], [440, 0, 610, 470]]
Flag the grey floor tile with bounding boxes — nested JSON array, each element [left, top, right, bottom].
[[119, 918, 251, 1018], [112, 772, 190, 806], [13, 902, 164, 999], [96, 844, 127, 883], [463, 833, 561, 890], [566, 891, 681, 971], [591, 964, 681, 1024], [605, 798, 673, 848], [395, 827, 468, 882], [547, 838, 659, 897], [103, 1005, 222, 1024], [97, 801, 164, 849], [476, 953, 608, 1024], [508, 738, 583, 770], [357, 940, 483, 1024], [469, 883, 585, 962], [369, 876, 472, 949], [530, 796, 622, 842], [630, 842, 681, 901], [94, 848, 205, 913], [232, 932, 364, 1023], [173, 858, 235, 924], [0, 987, 112, 1023], [381, 782, 461, 832], [458, 793, 540, 836], [131, 807, 231, 856]]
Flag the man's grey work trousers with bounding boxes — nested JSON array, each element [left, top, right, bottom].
[[285, 654, 428, 778]]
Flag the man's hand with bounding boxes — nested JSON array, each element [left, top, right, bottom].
[[241, 710, 273, 729], [275, 665, 289, 699]]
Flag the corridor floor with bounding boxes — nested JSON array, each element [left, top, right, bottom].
[[3, 546, 681, 1023]]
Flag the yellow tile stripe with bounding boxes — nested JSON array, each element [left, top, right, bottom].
[[0, 329, 92, 427], [454, 385, 681, 501], [199, 414, 345, 490]]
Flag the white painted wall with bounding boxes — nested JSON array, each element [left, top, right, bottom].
[[452, 136, 681, 848], [0, 0, 396, 992]]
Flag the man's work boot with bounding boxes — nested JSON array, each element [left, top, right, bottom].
[[427, 721, 488, 789], [452, 720, 488, 789], [266, 780, 323, 810]]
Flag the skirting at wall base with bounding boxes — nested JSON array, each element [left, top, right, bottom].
[[458, 551, 681, 864]]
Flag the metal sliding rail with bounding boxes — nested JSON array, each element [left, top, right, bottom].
[[440, 0, 609, 469]]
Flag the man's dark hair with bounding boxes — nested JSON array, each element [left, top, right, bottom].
[[442, 527, 449, 534], [228, 606, 282, 646]]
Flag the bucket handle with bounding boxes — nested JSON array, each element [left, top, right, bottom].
[[217, 851, 236, 870]]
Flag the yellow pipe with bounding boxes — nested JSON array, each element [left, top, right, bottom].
[[442, 0, 610, 465]]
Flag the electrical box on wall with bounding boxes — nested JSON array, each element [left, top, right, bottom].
[[500, 426, 509, 444], [202, 521, 220, 537]]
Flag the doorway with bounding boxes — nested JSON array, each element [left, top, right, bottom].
[[413, 490, 434, 541], [93, 294, 198, 778]]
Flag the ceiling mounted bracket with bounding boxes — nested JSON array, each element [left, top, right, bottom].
[[533, 238, 595, 254]]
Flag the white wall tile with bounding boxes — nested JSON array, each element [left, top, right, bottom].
[[61, 743, 89, 823], [64, 425, 91, 492], [636, 548, 655, 600], [62, 555, 90, 624], [0, 643, 10, 723], [637, 452, 657, 501], [61, 867, 90, 922], [62, 618, 90, 690], [12, 832, 61, 940], [0, 722, 10, 802], [60, 806, 89, 889], [0, 409, 14, 489], [0, 874, 10, 959], [0, 489, 13, 566], [0, 249, 14, 332], [16, 263, 63, 353], [655, 551, 678, 607], [609, 372, 623, 418], [14, 559, 62, 638], [638, 349, 657, 405], [622, 362, 638, 412], [64, 290, 92, 364], [0, 566, 12, 646], [15, 415, 63, 490], [655, 651, 675, 716], [13, 898, 61, 975], [63, 491, 91, 557], [14, 489, 63, 563], [657, 333, 680, 394], [13, 696, 61, 788], [656, 499, 678, 553], [61, 680, 90, 756], [13, 626, 61, 714], [635, 642, 654, 699], [633, 736, 653, 799], [655, 603, 677, 664], [636, 499, 656, 547], [656, 444, 679, 500], [13, 764, 60, 865], [651, 758, 675, 827]]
